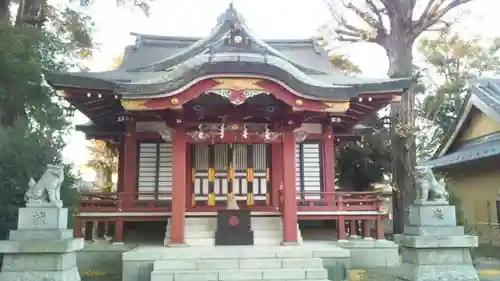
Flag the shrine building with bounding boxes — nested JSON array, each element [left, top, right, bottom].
[[44, 5, 412, 245]]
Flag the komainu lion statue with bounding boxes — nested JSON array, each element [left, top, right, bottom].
[[25, 164, 64, 208], [415, 167, 449, 203]]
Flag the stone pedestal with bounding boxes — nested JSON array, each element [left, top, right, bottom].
[[397, 201, 479, 281], [0, 207, 83, 281]]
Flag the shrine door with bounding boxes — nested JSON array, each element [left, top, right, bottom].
[[190, 144, 271, 207]]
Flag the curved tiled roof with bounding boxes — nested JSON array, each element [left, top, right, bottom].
[[44, 3, 412, 100]]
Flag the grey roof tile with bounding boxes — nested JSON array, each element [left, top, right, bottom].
[[420, 78, 500, 169], [419, 134, 500, 168]]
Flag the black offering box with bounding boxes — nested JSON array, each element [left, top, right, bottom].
[[214, 210, 254, 245]]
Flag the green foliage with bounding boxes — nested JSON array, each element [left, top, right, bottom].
[[0, 121, 78, 237], [330, 54, 361, 74], [77, 0, 152, 16], [323, 50, 388, 190], [336, 141, 387, 191], [415, 31, 500, 159], [0, 2, 93, 237], [86, 140, 118, 190]]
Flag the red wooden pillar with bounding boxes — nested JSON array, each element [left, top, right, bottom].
[[114, 218, 124, 242], [74, 218, 82, 238], [282, 131, 298, 244], [122, 121, 137, 204], [271, 143, 283, 211], [349, 220, 357, 236], [337, 198, 346, 241], [375, 216, 384, 240], [117, 140, 125, 193], [169, 130, 187, 245], [363, 220, 371, 238], [322, 124, 335, 205]]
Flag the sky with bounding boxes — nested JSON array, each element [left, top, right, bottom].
[[61, 0, 500, 177]]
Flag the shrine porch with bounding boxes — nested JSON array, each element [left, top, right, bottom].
[[73, 189, 388, 244]]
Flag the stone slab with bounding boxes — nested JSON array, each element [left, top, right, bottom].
[[124, 244, 350, 281], [413, 200, 450, 206], [404, 225, 465, 236], [261, 268, 307, 279], [0, 265, 80, 281], [335, 239, 398, 248], [408, 204, 456, 226], [124, 245, 348, 261], [398, 263, 479, 281], [401, 247, 473, 265], [335, 239, 399, 268], [0, 238, 83, 253], [9, 229, 74, 241], [1, 252, 76, 271], [151, 268, 327, 281], [18, 207, 68, 230], [399, 235, 478, 249]]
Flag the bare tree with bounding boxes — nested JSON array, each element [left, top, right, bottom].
[[324, 0, 474, 233]]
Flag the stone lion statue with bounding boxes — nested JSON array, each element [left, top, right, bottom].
[[25, 164, 64, 208], [415, 167, 449, 203]]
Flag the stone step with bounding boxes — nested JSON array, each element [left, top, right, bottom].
[[167, 224, 285, 231], [150, 268, 328, 281], [180, 237, 285, 246], [153, 258, 323, 271], [165, 230, 285, 239], [168, 217, 284, 231], [143, 245, 345, 260]]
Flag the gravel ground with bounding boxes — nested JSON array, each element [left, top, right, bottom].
[[349, 257, 500, 281]]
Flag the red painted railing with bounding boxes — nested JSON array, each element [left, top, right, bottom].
[[77, 191, 382, 213], [295, 191, 381, 212], [78, 192, 172, 212]]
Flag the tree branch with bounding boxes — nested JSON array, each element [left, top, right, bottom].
[[378, 0, 389, 9], [424, 19, 453, 31], [413, 0, 473, 35], [345, 1, 382, 31], [324, 0, 387, 44], [415, 0, 443, 28], [365, 0, 385, 30]]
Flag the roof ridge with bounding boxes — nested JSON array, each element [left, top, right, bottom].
[[131, 32, 318, 46], [128, 21, 330, 75]]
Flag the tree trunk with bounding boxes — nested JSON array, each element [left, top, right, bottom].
[[384, 31, 416, 235], [0, 0, 10, 25], [15, 0, 46, 28]]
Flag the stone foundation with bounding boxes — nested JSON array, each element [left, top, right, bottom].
[[397, 201, 479, 281], [336, 239, 399, 268], [123, 243, 350, 281], [0, 207, 83, 281]]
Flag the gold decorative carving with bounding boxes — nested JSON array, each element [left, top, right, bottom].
[[391, 95, 403, 103], [120, 99, 148, 110], [295, 99, 303, 106], [323, 101, 350, 113], [171, 97, 179, 105]]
